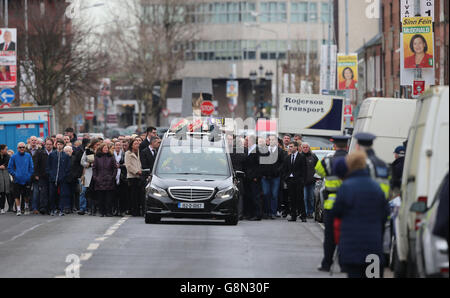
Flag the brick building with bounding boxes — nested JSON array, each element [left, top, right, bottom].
[[381, 0, 449, 98]]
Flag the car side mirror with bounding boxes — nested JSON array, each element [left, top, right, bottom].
[[410, 201, 427, 213], [235, 170, 245, 179]]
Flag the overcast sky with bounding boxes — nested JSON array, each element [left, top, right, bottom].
[[79, 0, 124, 32]]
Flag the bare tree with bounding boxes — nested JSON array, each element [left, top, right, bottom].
[[289, 40, 321, 94], [16, 2, 110, 108], [106, 0, 198, 130]]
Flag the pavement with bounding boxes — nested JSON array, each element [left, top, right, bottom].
[[0, 212, 391, 278]]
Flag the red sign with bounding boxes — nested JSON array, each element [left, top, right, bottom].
[[200, 101, 215, 115], [413, 81, 425, 96], [85, 111, 94, 120], [344, 104, 352, 116]]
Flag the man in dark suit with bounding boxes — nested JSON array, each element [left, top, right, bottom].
[[0, 31, 15, 51], [243, 135, 264, 221], [139, 126, 157, 152], [282, 141, 307, 222], [140, 136, 161, 180]]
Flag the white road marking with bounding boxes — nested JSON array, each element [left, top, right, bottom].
[[0, 218, 59, 246], [87, 243, 100, 251], [56, 216, 129, 278], [80, 253, 93, 261]]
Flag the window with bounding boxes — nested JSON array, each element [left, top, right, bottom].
[[291, 2, 317, 23], [320, 2, 333, 23], [188, 2, 256, 24], [260, 2, 287, 23], [260, 40, 286, 60]]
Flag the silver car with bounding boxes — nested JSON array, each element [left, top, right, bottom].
[[410, 173, 449, 278]]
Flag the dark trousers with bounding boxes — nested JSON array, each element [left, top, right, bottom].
[[321, 210, 336, 269], [97, 190, 113, 216], [0, 192, 10, 209], [236, 178, 244, 218], [244, 179, 262, 219], [116, 182, 129, 214], [128, 178, 142, 216], [49, 182, 70, 212], [39, 178, 50, 213], [286, 178, 306, 219]]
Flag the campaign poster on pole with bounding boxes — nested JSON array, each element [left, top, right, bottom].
[[337, 54, 358, 90], [0, 28, 17, 88], [402, 17, 434, 69]]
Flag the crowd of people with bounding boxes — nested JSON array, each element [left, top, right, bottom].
[[226, 133, 318, 222], [0, 127, 161, 217]]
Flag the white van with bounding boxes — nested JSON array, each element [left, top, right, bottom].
[[349, 98, 417, 164], [393, 86, 449, 277]]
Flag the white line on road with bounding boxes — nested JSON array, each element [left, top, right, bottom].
[[80, 253, 93, 261], [56, 216, 130, 278], [87, 243, 100, 251], [0, 218, 59, 246]]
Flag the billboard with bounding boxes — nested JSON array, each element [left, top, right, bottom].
[[278, 94, 344, 136], [0, 28, 17, 88], [402, 17, 434, 69], [337, 54, 358, 90]]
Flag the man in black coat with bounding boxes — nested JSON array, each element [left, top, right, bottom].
[[390, 146, 405, 196], [35, 138, 54, 214], [139, 127, 157, 152], [282, 141, 307, 222], [140, 136, 161, 180], [243, 135, 265, 221]]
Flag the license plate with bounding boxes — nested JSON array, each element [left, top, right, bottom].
[[178, 202, 204, 209]]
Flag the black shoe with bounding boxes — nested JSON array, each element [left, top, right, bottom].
[[270, 215, 276, 220], [100, 214, 105, 217], [307, 214, 314, 219], [77, 210, 85, 215], [238, 216, 244, 220], [249, 217, 262, 221], [106, 214, 113, 217], [282, 212, 288, 218], [317, 266, 330, 272], [301, 218, 307, 222], [288, 215, 297, 221], [262, 215, 269, 220]]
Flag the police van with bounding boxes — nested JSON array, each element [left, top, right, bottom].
[[144, 118, 241, 225]]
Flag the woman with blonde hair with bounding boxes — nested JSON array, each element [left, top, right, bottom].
[[332, 151, 390, 278]]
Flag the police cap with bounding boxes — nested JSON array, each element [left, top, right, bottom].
[[354, 132, 376, 146], [394, 146, 406, 155], [330, 135, 350, 146]]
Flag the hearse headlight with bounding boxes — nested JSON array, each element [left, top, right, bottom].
[[215, 186, 235, 199], [149, 184, 168, 197]]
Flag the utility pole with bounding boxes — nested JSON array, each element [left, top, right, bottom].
[[326, 0, 332, 91], [4, 0, 8, 27], [344, 0, 351, 129], [305, 1, 311, 87], [25, 0, 28, 59]]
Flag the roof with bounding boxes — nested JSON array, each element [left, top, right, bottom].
[[356, 33, 383, 54]]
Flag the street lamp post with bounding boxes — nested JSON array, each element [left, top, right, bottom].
[[244, 22, 280, 119]]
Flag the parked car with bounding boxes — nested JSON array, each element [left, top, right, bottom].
[[410, 172, 449, 278], [394, 86, 449, 278]]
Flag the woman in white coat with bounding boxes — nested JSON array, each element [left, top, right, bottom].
[[79, 139, 101, 215]]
